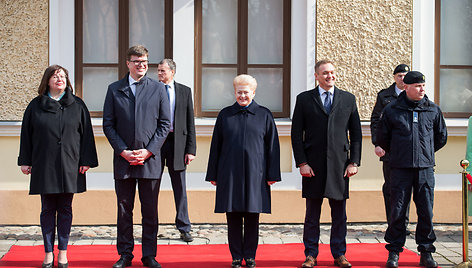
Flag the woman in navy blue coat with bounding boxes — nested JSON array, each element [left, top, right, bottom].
[[206, 74, 281, 268], [18, 65, 98, 268]]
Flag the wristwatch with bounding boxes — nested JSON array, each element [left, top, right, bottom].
[[351, 163, 358, 167]]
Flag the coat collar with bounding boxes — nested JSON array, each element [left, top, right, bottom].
[[230, 101, 258, 115], [394, 90, 432, 111], [118, 73, 151, 100], [40, 87, 75, 113]]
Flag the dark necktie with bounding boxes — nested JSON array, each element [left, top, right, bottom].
[[324, 91, 332, 114]]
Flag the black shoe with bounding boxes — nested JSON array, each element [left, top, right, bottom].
[[180, 231, 194, 242], [232, 259, 242, 268], [113, 256, 132, 268], [386, 251, 399, 268], [245, 258, 256, 268], [419, 252, 438, 268], [58, 262, 69, 268], [42, 255, 54, 268], [141, 256, 161, 268]]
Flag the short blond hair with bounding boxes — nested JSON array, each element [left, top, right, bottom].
[[233, 74, 257, 91]]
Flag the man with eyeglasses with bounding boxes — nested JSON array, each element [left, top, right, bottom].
[[103, 45, 170, 268]]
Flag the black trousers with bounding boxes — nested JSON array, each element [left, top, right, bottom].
[[115, 178, 161, 259], [226, 212, 260, 260], [382, 161, 410, 226], [385, 167, 436, 253], [161, 132, 191, 233], [303, 198, 346, 259], [40, 193, 74, 252]]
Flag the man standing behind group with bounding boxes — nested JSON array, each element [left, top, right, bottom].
[[103, 45, 170, 268], [291, 60, 362, 268], [378, 71, 447, 268], [157, 59, 196, 242], [370, 64, 411, 227]]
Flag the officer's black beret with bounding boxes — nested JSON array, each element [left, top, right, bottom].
[[403, 71, 425, 84], [393, 64, 410, 74]]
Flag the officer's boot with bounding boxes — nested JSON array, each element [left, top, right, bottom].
[[419, 252, 438, 268], [386, 251, 399, 268]]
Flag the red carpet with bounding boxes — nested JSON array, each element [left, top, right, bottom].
[[0, 243, 422, 267]]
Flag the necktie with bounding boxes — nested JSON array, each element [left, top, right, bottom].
[[165, 84, 170, 100], [324, 91, 332, 114], [132, 81, 139, 97]]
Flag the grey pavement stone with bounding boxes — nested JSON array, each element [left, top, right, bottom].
[[14, 240, 35, 246], [319, 234, 330, 244], [92, 239, 113, 245], [357, 237, 380, 243], [157, 238, 170, 245], [72, 239, 94, 245], [281, 236, 302, 244], [262, 236, 282, 244], [188, 237, 209, 245], [168, 239, 187, 245]]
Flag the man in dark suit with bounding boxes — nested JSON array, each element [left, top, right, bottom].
[[157, 58, 196, 242], [103, 45, 170, 268], [291, 60, 362, 268], [370, 64, 411, 228]]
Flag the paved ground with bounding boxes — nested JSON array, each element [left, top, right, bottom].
[[0, 223, 469, 267]]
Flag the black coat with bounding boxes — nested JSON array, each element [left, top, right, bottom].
[[370, 83, 399, 161], [376, 91, 448, 168], [169, 82, 196, 171], [18, 88, 98, 194], [291, 87, 362, 200], [103, 74, 170, 179], [205, 102, 281, 213]]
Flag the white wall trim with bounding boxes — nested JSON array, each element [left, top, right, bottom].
[[412, 0, 436, 99], [49, 0, 75, 86]]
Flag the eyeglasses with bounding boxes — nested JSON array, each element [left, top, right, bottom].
[[129, 60, 149, 66]]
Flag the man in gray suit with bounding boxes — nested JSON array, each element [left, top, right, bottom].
[[157, 59, 196, 242], [103, 45, 170, 268]]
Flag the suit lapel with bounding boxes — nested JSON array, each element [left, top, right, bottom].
[[330, 87, 342, 113]]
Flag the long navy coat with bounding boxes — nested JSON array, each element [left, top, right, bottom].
[[291, 87, 362, 200], [18, 88, 98, 194], [205, 102, 281, 213], [103, 74, 170, 179]]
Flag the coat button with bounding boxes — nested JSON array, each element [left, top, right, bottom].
[[60, 106, 64, 110], [58, 140, 61, 145]]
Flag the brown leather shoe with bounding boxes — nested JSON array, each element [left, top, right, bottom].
[[334, 255, 352, 268], [302, 255, 317, 267]]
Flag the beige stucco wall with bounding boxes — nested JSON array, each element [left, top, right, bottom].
[[0, 0, 49, 121], [316, 0, 413, 120]]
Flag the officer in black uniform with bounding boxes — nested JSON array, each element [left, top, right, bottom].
[[377, 71, 448, 268], [370, 64, 412, 228]]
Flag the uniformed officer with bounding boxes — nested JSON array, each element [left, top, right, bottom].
[[377, 71, 447, 268], [370, 64, 412, 229]]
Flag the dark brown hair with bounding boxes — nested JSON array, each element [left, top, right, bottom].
[[37, 65, 73, 96], [314, 59, 335, 74], [127, 45, 149, 61]]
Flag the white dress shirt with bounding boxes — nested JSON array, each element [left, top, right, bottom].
[[166, 80, 176, 132], [318, 86, 334, 106]]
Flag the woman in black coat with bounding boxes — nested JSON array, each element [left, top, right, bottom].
[[18, 65, 98, 268], [206, 74, 281, 268]]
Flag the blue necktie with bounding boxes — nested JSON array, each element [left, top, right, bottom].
[[165, 84, 170, 100], [324, 91, 332, 114]]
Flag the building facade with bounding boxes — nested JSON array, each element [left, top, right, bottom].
[[0, 0, 470, 224]]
